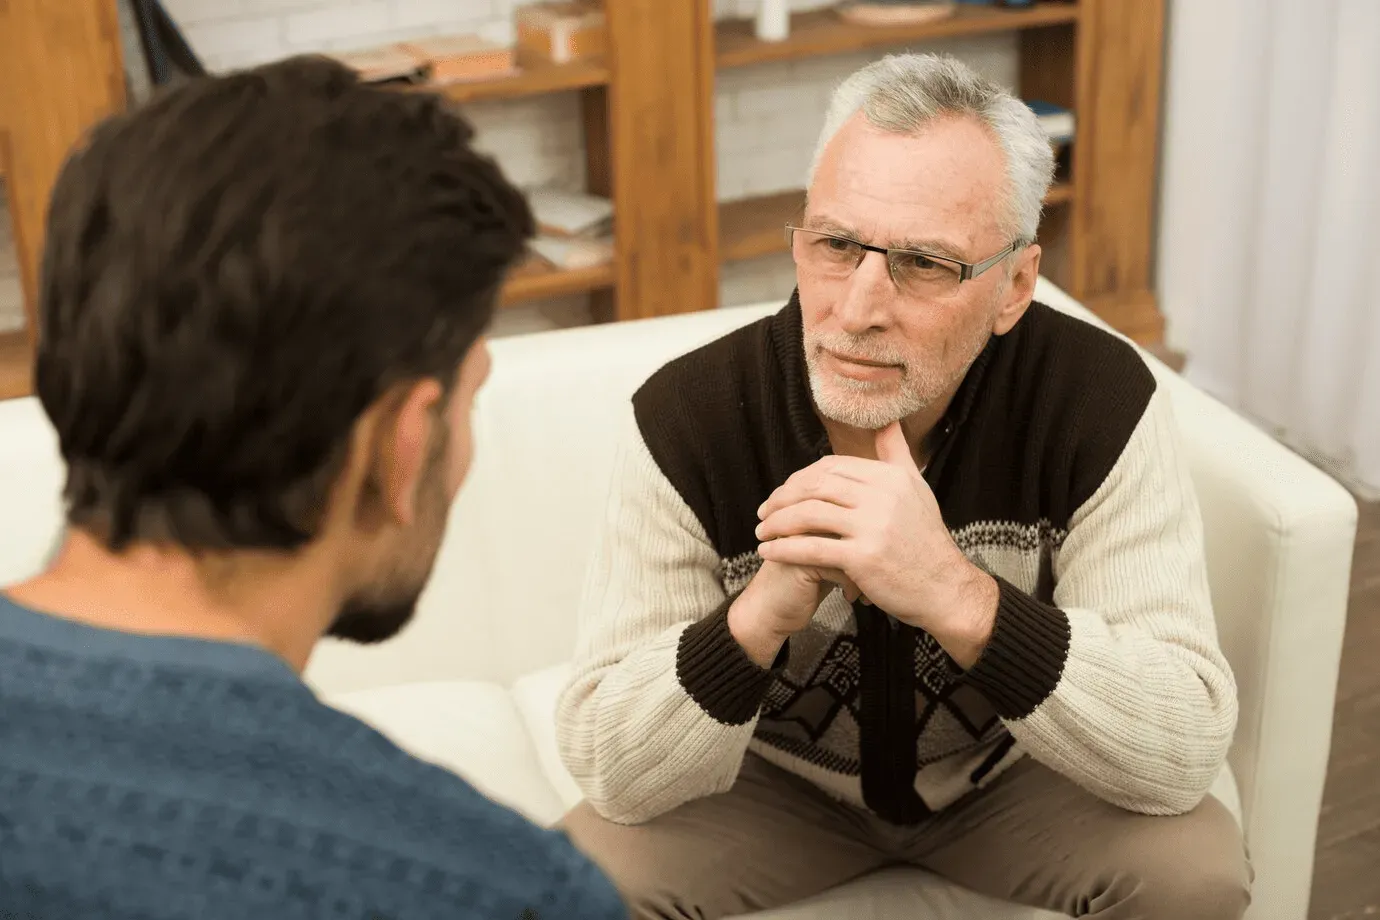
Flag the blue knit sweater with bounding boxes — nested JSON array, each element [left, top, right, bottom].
[[0, 595, 625, 920]]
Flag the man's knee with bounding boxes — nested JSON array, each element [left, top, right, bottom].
[[560, 801, 711, 920], [1123, 855, 1250, 920], [1099, 800, 1251, 920]]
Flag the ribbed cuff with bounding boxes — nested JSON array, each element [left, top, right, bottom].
[[962, 577, 1071, 719], [675, 596, 785, 726]]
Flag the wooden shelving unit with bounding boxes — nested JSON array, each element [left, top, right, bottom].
[[716, 2, 1080, 68], [500, 256, 615, 305], [0, 0, 1167, 399], [719, 183, 1076, 264], [0, 331, 31, 401]]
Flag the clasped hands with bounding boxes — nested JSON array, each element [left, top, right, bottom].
[[753, 422, 998, 668]]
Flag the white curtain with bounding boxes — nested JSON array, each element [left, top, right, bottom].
[[1158, 0, 1380, 498]]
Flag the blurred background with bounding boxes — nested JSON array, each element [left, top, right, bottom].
[[0, 3, 1376, 916]]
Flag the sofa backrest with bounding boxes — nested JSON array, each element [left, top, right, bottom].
[[302, 305, 772, 693]]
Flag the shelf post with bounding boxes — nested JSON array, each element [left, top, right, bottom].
[[604, 0, 720, 320], [1070, 0, 1167, 344], [0, 0, 128, 348]]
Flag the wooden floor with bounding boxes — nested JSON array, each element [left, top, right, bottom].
[[1310, 500, 1380, 920]]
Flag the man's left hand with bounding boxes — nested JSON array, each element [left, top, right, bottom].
[[754, 422, 999, 667]]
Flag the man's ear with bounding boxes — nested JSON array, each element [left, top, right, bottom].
[[992, 243, 1041, 336], [370, 379, 445, 528]]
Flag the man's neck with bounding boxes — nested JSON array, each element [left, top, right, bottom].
[[1, 530, 335, 673]]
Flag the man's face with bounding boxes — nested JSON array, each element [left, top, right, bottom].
[[328, 338, 491, 643], [800, 112, 1029, 430]]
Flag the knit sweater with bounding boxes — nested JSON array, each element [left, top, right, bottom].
[[556, 296, 1238, 827], [0, 595, 624, 920]]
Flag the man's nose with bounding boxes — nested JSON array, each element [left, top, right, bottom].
[[835, 250, 893, 335]]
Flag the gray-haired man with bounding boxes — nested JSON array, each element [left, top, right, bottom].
[[556, 53, 1251, 919]]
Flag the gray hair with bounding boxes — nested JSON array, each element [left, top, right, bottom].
[[810, 53, 1055, 242]]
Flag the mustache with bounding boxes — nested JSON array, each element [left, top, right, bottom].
[[806, 331, 910, 369]]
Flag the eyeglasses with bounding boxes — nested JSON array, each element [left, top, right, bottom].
[[785, 224, 1026, 299]]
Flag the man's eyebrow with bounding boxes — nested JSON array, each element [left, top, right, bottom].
[[890, 237, 968, 262], [801, 215, 968, 263]]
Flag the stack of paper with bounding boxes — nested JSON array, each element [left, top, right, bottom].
[[526, 188, 614, 239]]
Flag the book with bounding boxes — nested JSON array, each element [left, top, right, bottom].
[[1026, 100, 1076, 146], [327, 44, 427, 84], [526, 188, 614, 239], [398, 35, 517, 84], [528, 235, 615, 270]]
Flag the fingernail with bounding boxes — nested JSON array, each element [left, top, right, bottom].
[[756, 504, 766, 519], [754, 523, 764, 539]]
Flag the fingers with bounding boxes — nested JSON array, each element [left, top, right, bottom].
[[755, 499, 853, 542], [822, 568, 869, 606], [873, 421, 918, 471], [758, 535, 850, 572], [758, 465, 868, 520]]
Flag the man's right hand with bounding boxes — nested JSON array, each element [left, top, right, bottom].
[[726, 560, 860, 667]]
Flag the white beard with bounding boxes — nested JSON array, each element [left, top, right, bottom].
[[804, 326, 990, 430]]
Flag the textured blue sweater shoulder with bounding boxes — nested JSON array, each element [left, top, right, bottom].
[[0, 595, 624, 920]]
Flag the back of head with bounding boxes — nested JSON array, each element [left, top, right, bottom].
[[36, 55, 533, 554], [812, 53, 1054, 242]]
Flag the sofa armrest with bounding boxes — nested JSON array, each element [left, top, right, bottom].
[[1032, 278, 1358, 920], [1170, 379, 1356, 920]]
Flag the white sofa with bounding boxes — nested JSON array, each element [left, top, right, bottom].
[[0, 280, 1358, 919]]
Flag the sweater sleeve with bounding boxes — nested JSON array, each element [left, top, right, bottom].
[[962, 387, 1239, 815], [555, 410, 772, 825]]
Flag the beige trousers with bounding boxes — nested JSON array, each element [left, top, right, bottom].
[[562, 753, 1251, 920]]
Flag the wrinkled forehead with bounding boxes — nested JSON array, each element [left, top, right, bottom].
[[806, 112, 1009, 258]]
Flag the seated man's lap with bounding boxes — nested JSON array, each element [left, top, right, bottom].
[[905, 757, 1251, 919], [563, 754, 1251, 920], [560, 754, 890, 919]]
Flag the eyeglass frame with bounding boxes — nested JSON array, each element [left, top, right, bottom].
[[784, 223, 1029, 288]]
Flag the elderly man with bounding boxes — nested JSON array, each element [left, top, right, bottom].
[[556, 53, 1251, 918]]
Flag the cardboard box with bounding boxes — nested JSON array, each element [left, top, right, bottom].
[[515, 2, 605, 66]]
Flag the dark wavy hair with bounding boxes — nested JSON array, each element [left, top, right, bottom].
[[35, 55, 533, 552]]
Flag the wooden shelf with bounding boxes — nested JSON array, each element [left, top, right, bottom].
[[501, 256, 614, 305], [0, 259, 615, 399], [415, 58, 609, 106], [719, 189, 804, 262], [1044, 181, 1075, 205], [0, 331, 32, 401], [716, 2, 1080, 69], [719, 182, 1076, 263]]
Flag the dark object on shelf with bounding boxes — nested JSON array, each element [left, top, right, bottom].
[[128, 0, 205, 86]]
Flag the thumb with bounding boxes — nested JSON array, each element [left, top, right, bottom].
[[874, 421, 916, 469]]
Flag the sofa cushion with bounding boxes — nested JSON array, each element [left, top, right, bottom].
[[321, 680, 566, 827], [511, 664, 586, 815]]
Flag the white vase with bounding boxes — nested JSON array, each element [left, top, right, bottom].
[[755, 0, 790, 42]]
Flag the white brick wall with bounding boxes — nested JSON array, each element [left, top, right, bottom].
[[0, 188, 25, 334], [0, 1, 1021, 338]]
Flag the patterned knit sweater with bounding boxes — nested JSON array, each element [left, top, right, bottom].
[[556, 296, 1238, 827], [0, 595, 624, 920]]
